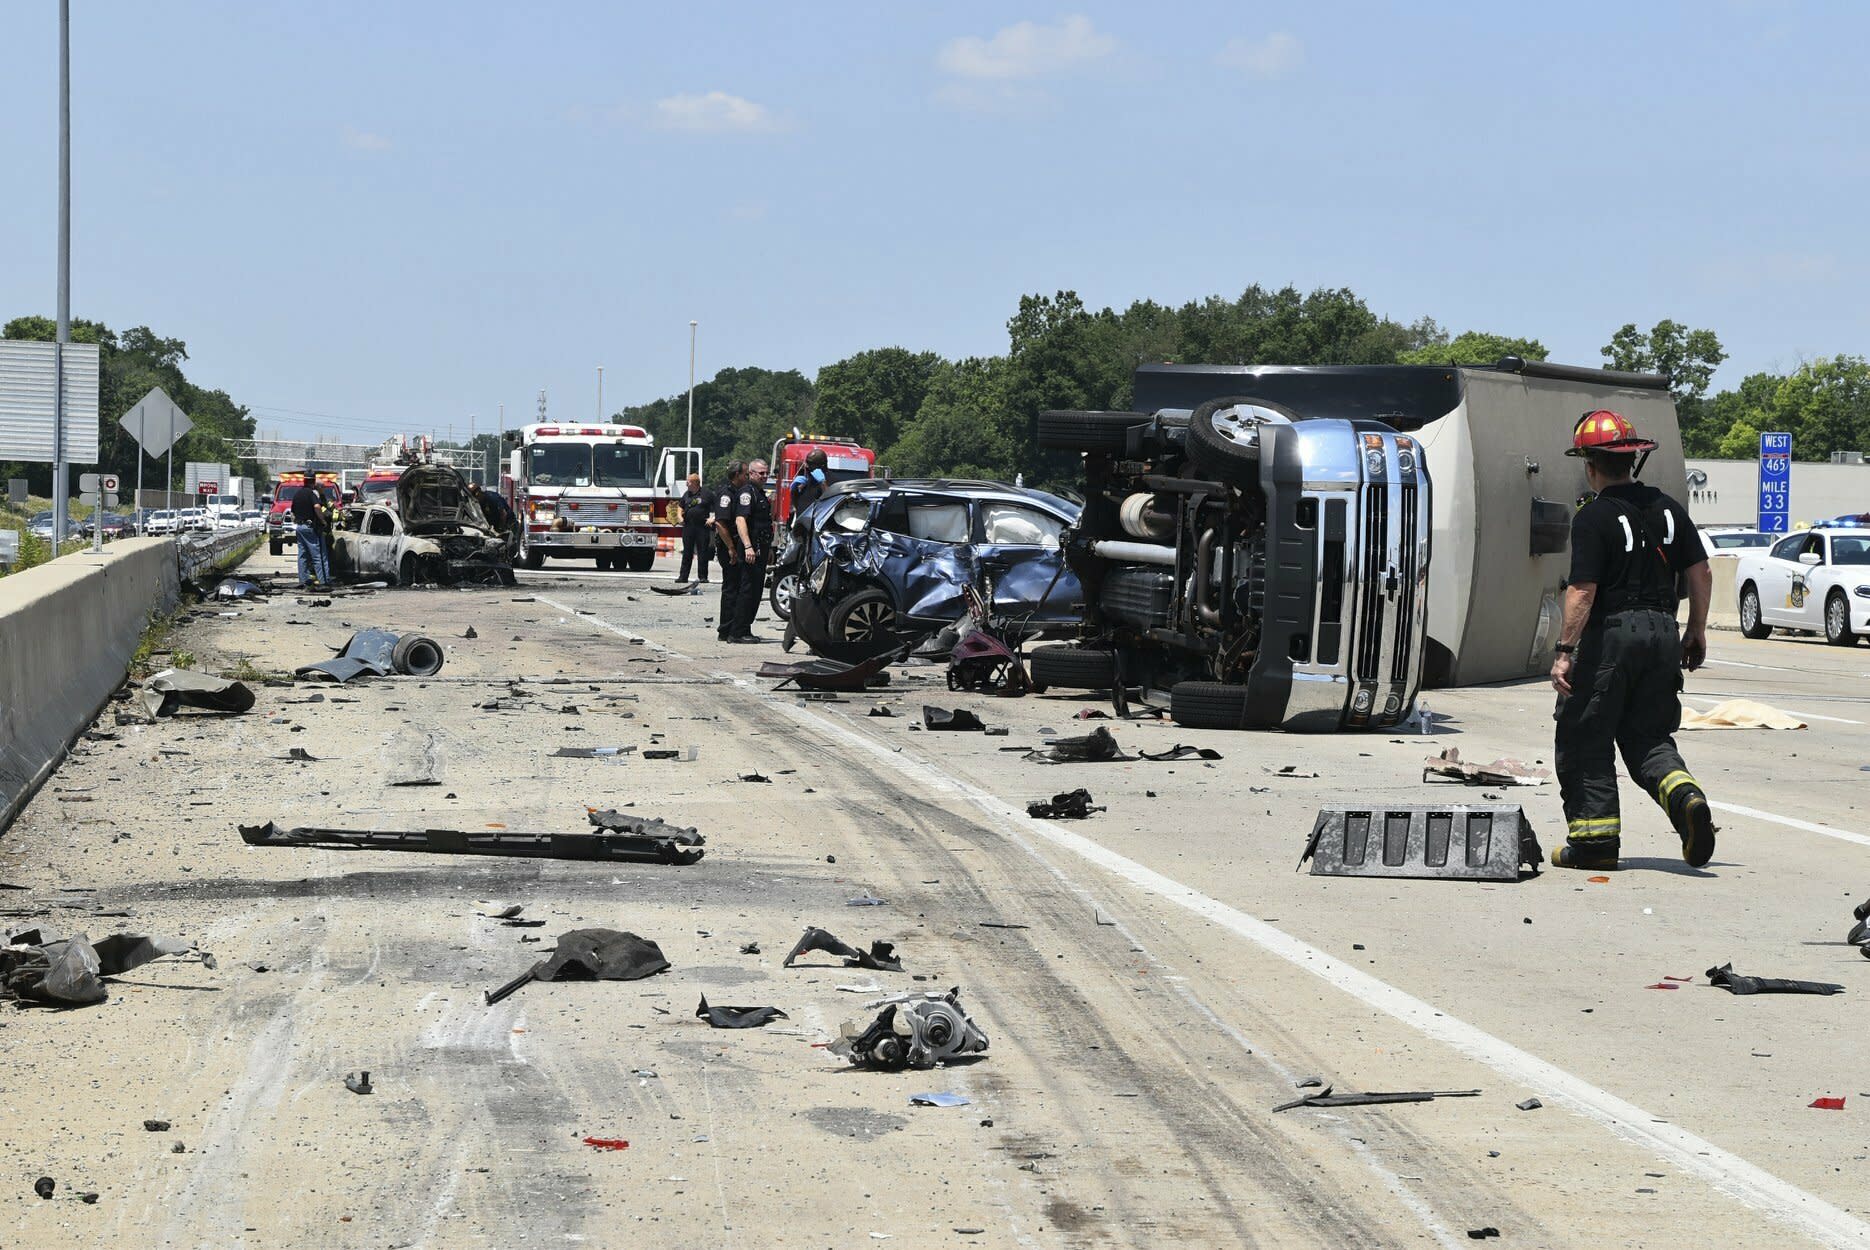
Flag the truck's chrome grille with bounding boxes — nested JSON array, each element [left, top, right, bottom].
[[1391, 480, 1418, 683], [1356, 483, 1388, 682]]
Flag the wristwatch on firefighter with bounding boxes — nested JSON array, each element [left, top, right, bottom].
[[1554, 642, 1577, 655]]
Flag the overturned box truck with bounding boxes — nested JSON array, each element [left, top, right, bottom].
[[1032, 359, 1683, 731]]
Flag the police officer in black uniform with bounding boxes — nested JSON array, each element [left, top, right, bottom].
[[676, 472, 711, 583], [1550, 409, 1715, 871], [728, 458, 774, 642], [710, 461, 747, 642]]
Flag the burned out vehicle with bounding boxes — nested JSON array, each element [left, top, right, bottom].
[[788, 479, 1083, 661], [1032, 394, 1431, 731], [332, 464, 515, 586]]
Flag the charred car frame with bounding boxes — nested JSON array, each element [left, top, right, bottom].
[[332, 464, 516, 587]]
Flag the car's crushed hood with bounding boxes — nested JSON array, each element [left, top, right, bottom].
[[397, 465, 492, 535]]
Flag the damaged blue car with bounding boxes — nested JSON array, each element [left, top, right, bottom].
[[784, 479, 1084, 661]]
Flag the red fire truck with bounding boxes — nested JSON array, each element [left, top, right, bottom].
[[503, 423, 702, 571]]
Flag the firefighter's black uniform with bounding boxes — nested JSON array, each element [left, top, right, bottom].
[[729, 481, 773, 639], [711, 478, 743, 641], [677, 484, 711, 583], [1554, 483, 1708, 861]]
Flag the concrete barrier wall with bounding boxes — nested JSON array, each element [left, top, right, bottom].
[[0, 538, 181, 832]]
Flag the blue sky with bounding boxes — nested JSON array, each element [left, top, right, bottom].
[[1, 2, 1864, 444]]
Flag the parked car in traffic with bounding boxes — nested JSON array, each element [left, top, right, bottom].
[[144, 509, 179, 536], [1734, 527, 1870, 645], [1699, 526, 1771, 559], [330, 463, 514, 586], [787, 479, 1082, 661]]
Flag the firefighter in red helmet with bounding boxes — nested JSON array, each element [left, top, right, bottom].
[[1549, 409, 1715, 870]]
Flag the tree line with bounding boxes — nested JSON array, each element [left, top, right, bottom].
[[621, 287, 1870, 488], [1, 315, 263, 500]]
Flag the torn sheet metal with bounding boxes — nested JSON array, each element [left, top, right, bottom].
[[831, 988, 988, 1070], [1, 928, 191, 1007], [1137, 744, 1222, 762], [293, 629, 444, 682], [552, 746, 636, 759], [1272, 1086, 1481, 1112], [1422, 747, 1550, 787], [923, 706, 986, 731], [695, 995, 788, 1028], [1028, 726, 1126, 763], [1301, 805, 1543, 881], [1705, 963, 1845, 996], [485, 928, 670, 1004], [783, 927, 903, 972], [140, 670, 255, 718], [756, 653, 896, 692], [239, 815, 705, 865], [1026, 789, 1104, 820]]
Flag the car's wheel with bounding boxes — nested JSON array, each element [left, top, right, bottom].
[[1029, 644, 1117, 692], [1036, 410, 1146, 453], [1170, 680, 1253, 730], [520, 534, 544, 570], [268, 534, 283, 556], [1187, 396, 1302, 487], [628, 548, 655, 572], [1739, 583, 1772, 639], [1825, 590, 1857, 646], [828, 587, 902, 649], [399, 554, 421, 586], [391, 634, 445, 676], [769, 571, 798, 621]]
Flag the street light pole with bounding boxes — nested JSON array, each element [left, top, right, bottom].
[[597, 365, 604, 423], [686, 320, 698, 452], [51, 0, 72, 549]]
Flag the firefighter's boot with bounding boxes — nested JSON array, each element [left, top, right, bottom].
[[1551, 842, 1620, 871], [1666, 779, 1717, 868]]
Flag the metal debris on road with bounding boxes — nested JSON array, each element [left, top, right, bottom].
[[551, 745, 636, 759], [1027, 726, 1125, 764], [758, 653, 895, 692], [784, 927, 904, 972], [239, 810, 705, 866], [344, 1071, 373, 1095], [832, 988, 988, 1070], [847, 895, 887, 907], [140, 669, 256, 719], [1272, 1086, 1480, 1112], [1705, 963, 1845, 996], [695, 995, 788, 1028], [1026, 789, 1105, 819], [1516, 1098, 1543, 1111], [142, 1120, 171, 1132], [923, 706, 987, 731], [1300, 805, 1543, 882], [910, 1092, 970, 1107], [1423, 747, 1550, 787], [1136, 744, 1223, 762], [484, 929, 671, 1005], [642, 746, 699, 761], [293, 629, 445, 682], [1, 927, 193, 1007]]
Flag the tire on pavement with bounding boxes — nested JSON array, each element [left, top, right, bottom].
[[1029, 644, 1117, 692], [1826, 590, 1857, 646], [1738, 583, 1772, 639], [769, 571, 797, 621], [1170, 680, 1253, 730], [391, 633, 445, 676]]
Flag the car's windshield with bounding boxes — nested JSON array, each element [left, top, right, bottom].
[[528, 444, 592, 487], [594, 443, 652, 487], [1833, 537, 1870, 565]]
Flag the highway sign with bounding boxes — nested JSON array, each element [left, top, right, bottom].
[[6, 478, 24, 505], [118, 387, 191, 456], [1758, 431, 1792, 533], [78, 472, 119, 493], [0, 340, 101, 462], [199, 481, 219, 495], [79, 492, 118, 508]]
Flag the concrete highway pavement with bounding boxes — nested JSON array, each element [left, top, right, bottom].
[[3, 549, 1868, 1248]]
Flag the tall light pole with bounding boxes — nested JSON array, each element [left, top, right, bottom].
[[596, 365, 604, 423], [686, 320, 698, 451], [468, 412, 476, 485], [51, 0, 72, 548]]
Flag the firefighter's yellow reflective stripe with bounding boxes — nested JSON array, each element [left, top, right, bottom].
[[1567, 817, 1621, 838], [1656, 770, 1697, 804]]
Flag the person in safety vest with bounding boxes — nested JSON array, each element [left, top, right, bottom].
[[1549, 409, 1715, 870]]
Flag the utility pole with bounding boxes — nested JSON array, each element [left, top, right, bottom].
[[468, 412, 476, 485], [687, 320, 698, 452], [51, 0, 72, 548], [597, 365, 604, 423]]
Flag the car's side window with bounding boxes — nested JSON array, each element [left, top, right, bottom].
[[904, 502, 970, 543], [979, 502, 1064, 547], [1805, 535, 1826, 564], [828, 498, 871, 533], [1770, 535, 1806, 561], [367, 510, 396, 537]]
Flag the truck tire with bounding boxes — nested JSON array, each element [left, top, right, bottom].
[[627, 548, 655, 572], [391, 634, 445, 677], [1187, 396, 1300, 487], [520, 534, 544, 570], [1037, 410, 1146, 453], [268, 534, 283, 556], [1170, 680, 1253, 730], [594, 554, 613, 571], [1029, 644, 1117, 692], [1738, 583, 1772, 639]]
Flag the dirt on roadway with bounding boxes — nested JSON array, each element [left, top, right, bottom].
[[3, 549, 1869, 1248]]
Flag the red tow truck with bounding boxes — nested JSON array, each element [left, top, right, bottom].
[[265, 471, 341, 555]]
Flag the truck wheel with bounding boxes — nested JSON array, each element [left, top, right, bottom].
[[594, 554, 613, 571], [1826, 591, 1857, 646], [1187, 396, 1299, 486], [1170, 680, 1253, 730], [268, 534, 283, 556], [1029, 644, 1117, 691], [391, 634, 445, 676], [628, 548, 655, 572], [1036, 410, 1146, 453], [769, 571, 797, 621], [520, 536, 544, 570], [1738, 583, 1772, 639]]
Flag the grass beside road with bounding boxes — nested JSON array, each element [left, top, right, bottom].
[[0, 496, 96, 577]]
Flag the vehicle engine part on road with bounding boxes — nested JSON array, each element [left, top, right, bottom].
[[1027, 726, 1125, 763], [239, 814, 705, 865], [695, 996, 789, 1028], [484, 928, 671, 1005], [1026, 789, 1104, 820], [293, 629, 446, 682], [783, 927, 904, 972], [1705, 963, 1845, 996], [139, 669, 255, 718], [1301, 805, 1543, 882], [831, 988, 989, 1070]]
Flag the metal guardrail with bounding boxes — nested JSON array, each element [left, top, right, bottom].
[[177, 529, 261, 582]]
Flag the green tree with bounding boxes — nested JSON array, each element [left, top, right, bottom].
[[1765, 355, 1870, 461], [812, 347, 945, 459], [1601, 319, 1726, 402], [884, 356, 1021, 480], [1715, 418, 1762, 460], [1693, 371, 1780, 458], [1396, 329, 1549, 366], [618, 366, 815, 476]]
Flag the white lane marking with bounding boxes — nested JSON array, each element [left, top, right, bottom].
[[536, 593, 691, 662], [756, 691, 1870, 1247], [1709, 801, 1870, 850], [1703, 656, 1812, 675], [1683, 694, 1864, 726]]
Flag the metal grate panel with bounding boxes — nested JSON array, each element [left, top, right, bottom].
[[1301, 805, 1542, 881]]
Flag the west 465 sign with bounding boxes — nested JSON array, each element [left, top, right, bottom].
[[1758, 431, 1792, 533]]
